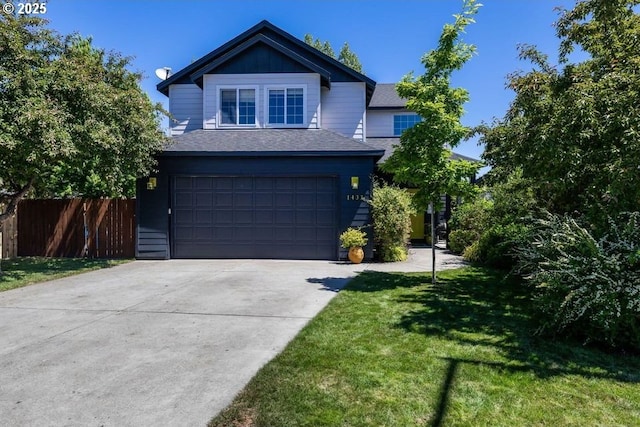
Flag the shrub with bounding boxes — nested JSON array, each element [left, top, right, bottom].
[[339, 228, 368, 249], [450, 170, 536, 268], [379, 245, 408, 262], [369, 184, 415, 262], [516, 212, 640, 350], [448, 197, 492, 254]]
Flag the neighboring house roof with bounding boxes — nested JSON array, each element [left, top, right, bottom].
[[163, 129, 385, 159], [368, 83, 407, 109], [157, 20, 376, 103], [365, 137, 481, 165]]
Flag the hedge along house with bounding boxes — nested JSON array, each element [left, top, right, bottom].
[[136, 20, 384, 260]]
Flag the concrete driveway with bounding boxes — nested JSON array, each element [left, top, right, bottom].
[[0, 248, 464, 426]]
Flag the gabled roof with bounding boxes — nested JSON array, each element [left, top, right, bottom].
[[189, 34, 332, 89], [157, 20, 376, 103], [163, 129, 385, 159], [369, 83, 407, 109]]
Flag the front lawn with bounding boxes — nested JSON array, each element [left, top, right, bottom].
[[210, 267, 640, 427], [0, 257, 130, 292]]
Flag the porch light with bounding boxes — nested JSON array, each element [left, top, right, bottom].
[[147, 177, 157, 190], [351, 176, 359, 190]]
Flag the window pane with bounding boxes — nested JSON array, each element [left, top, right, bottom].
[[394, 114, 421, 136], [269, 90, 285, 124], [221, 90, 236, 124], [238, 89, 255, 125], [286, 88, 303, 124]]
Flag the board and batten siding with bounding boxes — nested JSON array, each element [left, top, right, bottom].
[[168, 84, 203, 135], [202, 73, 321, 129], [321, 82, 366, 141]]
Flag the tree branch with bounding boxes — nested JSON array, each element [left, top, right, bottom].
[[0, 178, 34, 224]]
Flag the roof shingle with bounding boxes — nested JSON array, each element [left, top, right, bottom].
[[163, 129, 385, 158]]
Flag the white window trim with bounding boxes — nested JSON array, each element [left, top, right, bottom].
[[393, 113, 422, 136], [216, 85, 259, 128], [264, 85, 307, 128]]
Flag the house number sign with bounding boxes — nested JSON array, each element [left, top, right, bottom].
[[346, 194, 366, 201]]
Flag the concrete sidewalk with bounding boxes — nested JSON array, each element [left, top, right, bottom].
[[0, 248, 463, 426]]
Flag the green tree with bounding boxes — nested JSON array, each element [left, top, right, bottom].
[[0, 15, 167, 223], [382, 0, 482, 281], [480, 0, 640, 226], [304, 34, 363, 73], [338, 42, 363, 73]]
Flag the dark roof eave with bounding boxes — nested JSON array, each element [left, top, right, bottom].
[[157, 20, 376, 98], [367, 106, 407, 110], [160, 150, 385, 159]]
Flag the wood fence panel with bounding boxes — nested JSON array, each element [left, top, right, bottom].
[[0, 214, 18, 259], [17, 199, 135, 258]]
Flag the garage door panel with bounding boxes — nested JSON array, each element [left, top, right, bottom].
[[214, 227, 233, 240], [195, 193, 213, 207], [172, 176, 337, 259], [317, 210, 335, 225], [175, 177, 192, 190], [316, 193, 335, 208], [175, 193, 192, 207], [193, 227, 213, 240], [255, 211, 274, 224], [215, 211, 233, 224], [234, 177, 253, 190], [214, 178, 233, 190], [275, 193, 294, 207], [275, 211, 294, 224], [296, 193, 314, 207], [276, 178, 294, 190], [195, 210, 212, 224], [234, 193, 253, 207], [235, 210, 253, 224], [215, 193, 233, 207], [255, 228, 274, 241], [255, 178, 274, 190], [175, 209, 193, 223], [233, 227, 254, 241], [255, 193, 273, 207], [195, 177, 213, 189]]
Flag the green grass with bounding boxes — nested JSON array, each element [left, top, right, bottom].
[[210, 267, 640, 427], [0, 257, 131, 292]]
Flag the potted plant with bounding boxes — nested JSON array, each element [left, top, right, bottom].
[[339, 228, 368, 264]]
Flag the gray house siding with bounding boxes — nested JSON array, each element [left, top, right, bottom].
[[136, 155, 377, 260]]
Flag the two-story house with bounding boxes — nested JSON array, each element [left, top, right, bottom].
[[135, 20, 469, 261]]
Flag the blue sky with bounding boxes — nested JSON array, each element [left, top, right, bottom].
[[42, 0, 578, 162]]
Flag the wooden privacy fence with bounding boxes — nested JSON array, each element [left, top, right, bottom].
[[17, 199, 136, 258], [0, 214, 18, 259]]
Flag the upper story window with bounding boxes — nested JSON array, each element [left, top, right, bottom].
[[267, 87, 304, 126], [220, 87, 256, 126], [394, 114, 422, 136]]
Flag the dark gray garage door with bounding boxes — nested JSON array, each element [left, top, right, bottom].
[[171, 176, 338, 259]]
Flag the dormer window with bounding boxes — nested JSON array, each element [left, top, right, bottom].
[[267, 86, 305, 126], [219, 87, 257, 126]]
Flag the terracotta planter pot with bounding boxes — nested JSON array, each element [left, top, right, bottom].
[[348, 246, 364, 264]]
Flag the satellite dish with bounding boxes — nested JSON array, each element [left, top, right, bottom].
[[155, 67, 172, 80]]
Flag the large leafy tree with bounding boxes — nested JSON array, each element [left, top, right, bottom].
[[480, 0, 640, 225], [0, 15, 167, 224], [382, 0, 481, 280]]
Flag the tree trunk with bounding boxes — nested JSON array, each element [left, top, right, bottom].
[[431, 201, 437, 284]]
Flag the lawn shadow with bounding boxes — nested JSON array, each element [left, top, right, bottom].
[[306, 277, 354, 292], [353, 269, 640, 384]]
